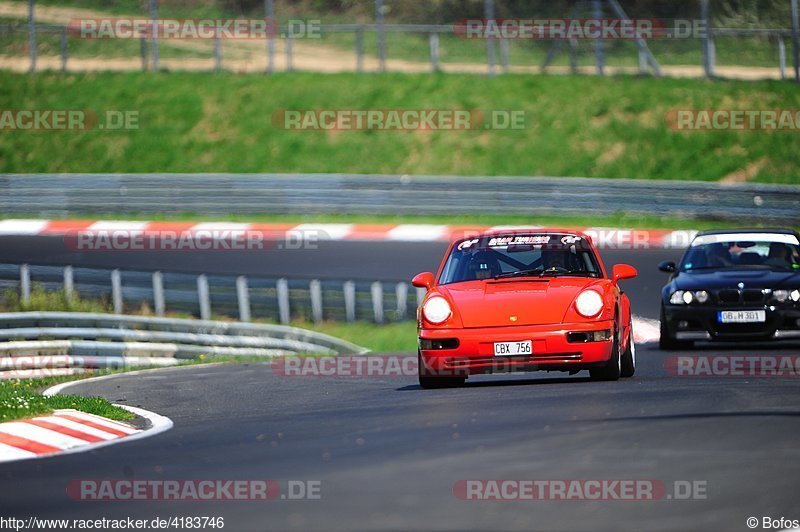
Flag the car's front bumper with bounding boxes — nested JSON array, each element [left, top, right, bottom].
[[419, 321, 615, 376], [662, 304, 800, 341]]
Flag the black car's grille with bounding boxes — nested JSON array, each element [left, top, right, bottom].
[[714, 288, 766, 306]]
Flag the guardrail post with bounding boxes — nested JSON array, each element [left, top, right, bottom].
[[371, 281, 384, 324], [310, 279, 323, 324], [343, 281, 356, 322], [569, 39, 578, 74], [20, 264, 31, 304], [416, 287, 426, 309], [60, 27, 68, 72], [376, 0, 386, 72], [277, 278, 290, 324], [265, 0, 275, 74], [149, 0, 158, 71], [214, 33, 222, 72], [140, 36, 148, 71], [700, 0, 714, 78], [286, 34, 294, 72], [356, 26, 364, 72], [197, 274, 211, 320], [236, 275, 251, 322], [779, 37, 787, 80], [499, 38, 510, 73], [592, 0, 604, 75], [63, 265, 74, 302], [484, 0, 496, 76], [111, 269, 123, 314], [395, 282, 408, 320], [429, 32, 440, 72], [152, 271, 165, 317], [27, 0, 36, 73], [793, 0, 800, 82]]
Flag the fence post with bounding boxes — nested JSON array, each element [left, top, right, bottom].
[[779, 36, 787, 80], [27, 0, 36, 73], [310, 279, 323, 324], [277, 278, 290, 324], [395, 282, 408, 320], [343, 281, 356, 322], [355, 25, 364, 72], [149, 0, 158, 71], [152, 271, 165, 317], [197, 274, 211, 320], [429, 32, 440, 72], [60, 27, 67, 72], [484, 0, 496, 76], [265, 0, 275, 74], [236, 275, 251, 322], [63, 265, 74, 302], [370, 282, 384, 324], [376, 0, 386, 72], [20, 264, 31, 304], [111, 269, 123, 315], [638, 46, 647, 75], [416, 287, 426, 309], [286, 34, 294, 72], [569, 39, 578, 74]]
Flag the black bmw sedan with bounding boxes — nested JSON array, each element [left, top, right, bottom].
[[659, 229, 800, 349]]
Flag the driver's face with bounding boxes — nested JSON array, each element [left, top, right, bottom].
[[545, 252, 566, 269]]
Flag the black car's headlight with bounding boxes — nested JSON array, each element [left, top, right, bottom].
[[669, 290, 709, 305], [771, 289, 800, 303]]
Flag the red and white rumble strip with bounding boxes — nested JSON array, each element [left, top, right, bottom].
[[0, 219, 697, 249], [0, 409, 140, 462]]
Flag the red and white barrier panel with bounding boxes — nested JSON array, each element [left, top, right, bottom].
[[0, 409, 140, 462], [0, 219, 697, 249]]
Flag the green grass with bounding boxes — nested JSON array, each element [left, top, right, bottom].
[[2, 286, 111, 313], [0, 378, 133, 422], [1, 71, 799, 182], [292, 320, 417, 353]]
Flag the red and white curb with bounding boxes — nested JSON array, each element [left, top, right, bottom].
[[0, 371, 173, 463], [632, 316, 661, 345], [0, 219, 698, 249]]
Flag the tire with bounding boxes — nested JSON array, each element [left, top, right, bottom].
[[418, 351, 466, 389], [659, 308, 693, 351], [620, 319, 636, 378], [590, 323, 622, 381]]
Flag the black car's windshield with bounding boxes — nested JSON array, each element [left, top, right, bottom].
[[681, 234, 800, 272], [439, 233, 601, 285]]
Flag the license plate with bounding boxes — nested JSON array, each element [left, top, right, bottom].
[[494, 340, 532, 357], [718, 310, 766, 323]]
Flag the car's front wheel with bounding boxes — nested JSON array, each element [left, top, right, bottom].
[[590, 324, 622, 381], [620, 319, 635, 378], [418, 351, 466, 389]]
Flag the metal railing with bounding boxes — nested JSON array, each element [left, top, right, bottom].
[[0, 263, 425, 325], [1, 174, 798, 223], [0, 311, 368, 378]]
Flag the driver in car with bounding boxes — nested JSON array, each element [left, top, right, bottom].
[[467, 250, 501, 280], [542, 249, 569, 272]]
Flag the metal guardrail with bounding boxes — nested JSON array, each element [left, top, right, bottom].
[[1, 174, 798, 222], [0, 263, 425, 325], [0, 311, 369, 378]]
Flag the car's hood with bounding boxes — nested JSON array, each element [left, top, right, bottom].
[[439, 277, 600, 327], [672, 269, 800, 291]]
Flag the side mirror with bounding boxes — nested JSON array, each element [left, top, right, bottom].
[[412, 272, 435, 290], [658, 261, 676, 273], [612, 264, 638, 283]]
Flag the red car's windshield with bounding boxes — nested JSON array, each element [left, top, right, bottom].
[[439, 234, 602, 284]]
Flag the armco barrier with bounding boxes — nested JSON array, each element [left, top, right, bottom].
[[0, 311, 368, 379]]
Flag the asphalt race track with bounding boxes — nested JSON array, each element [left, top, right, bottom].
[[2, 237, 800, 531]]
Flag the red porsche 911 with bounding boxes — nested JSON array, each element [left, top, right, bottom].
[[412, 229, 638, 388]]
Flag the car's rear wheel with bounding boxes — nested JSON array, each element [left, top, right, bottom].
[[418, 351, 466, 389], [620, 319, 635, 378], [659, 308, 694, 350], [590, 323, 622, 381]]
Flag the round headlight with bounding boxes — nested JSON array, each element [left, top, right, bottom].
[[682, 291, 694, 304], [694, 290, 709, 304], [669, 291, 685, 305], [791, 289, 800, 302], [575, 290, 604, 318], [773, 289, 790, 303], [422, 296, 452, 324]]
